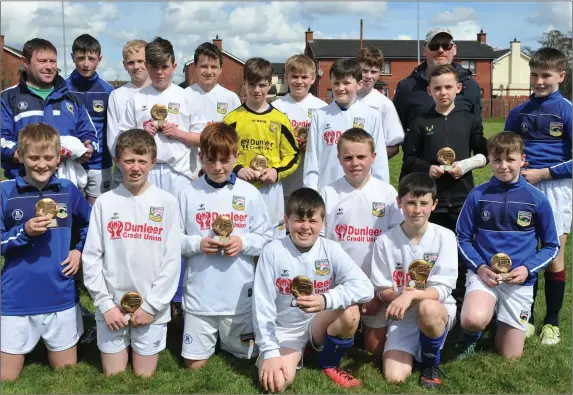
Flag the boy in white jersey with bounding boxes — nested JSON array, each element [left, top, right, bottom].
[[304, 58, 389, 191], [107, 39, 151, 188], [321, 128, 403, 356], [82, 129, 181, 377], [272, 54, 327, 201], [120, 36, 207, 192], [369, 173, 457, 388], [356, 47, 404, 159], [179, 122, 272, 369], [253, 188, 374, 391], [185, 42, 241, 174]]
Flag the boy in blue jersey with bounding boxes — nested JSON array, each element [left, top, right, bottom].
[[0, 123, 92, 380], [504, 48, 571, 345], [67, 34, 114, 205], [455, 132, 559, 359]]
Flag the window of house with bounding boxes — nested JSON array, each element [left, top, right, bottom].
[[382, 88, 389, 97], [461, 60, 477, 75], [277, 74, 284, 84], [327, 89, 333, 98], [382, 60, 391, 74]]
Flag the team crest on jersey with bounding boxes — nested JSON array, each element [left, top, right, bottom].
[[66, 102, 74, 115], [278, 220, 285, 231], [217, 102, 228, 114], [93, 100, 104, 113], [481, 210, 490, 222], [168, 102, 180, 114], [353, 117, 365, 129], [372, 202, 386, 217], [423, 253, 438, 266], [269, 121, 280, 133], [12, 209, 23, 221], [18, 101, 28, 110], [308, 109, 314, 119], [550, 122, 563, 137], [232, 195, 245, 211], [56, 203, 68, 219], [521, 122, 528, 133], [315, 259, 330, 276], [149, 206, 164, 222], [517, 211, 532, 227], [520, 310, 529, 323]]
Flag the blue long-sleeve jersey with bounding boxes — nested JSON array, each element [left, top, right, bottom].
[[1, 72, 98, 179], [505, 90, 572, 179], [1, 175, 92, 315], [66, 70, 114, 170], [456, 175, 559, 286]]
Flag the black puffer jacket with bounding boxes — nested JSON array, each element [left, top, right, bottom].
[[400, 107, 488, 212], [393, 62, 483, 132]]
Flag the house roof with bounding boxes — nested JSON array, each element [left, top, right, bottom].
[[308, 39, 497, 60], [493, 49, 510, 58], [493, 48, 531, 63], [184, 49, 245, 68], [272, 63, 285, 75], [3, 44, 24, 59]]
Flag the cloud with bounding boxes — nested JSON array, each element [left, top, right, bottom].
[[395, 34, 413, 40], [430, 7, 478, 25], [527, 2, 573, 32]]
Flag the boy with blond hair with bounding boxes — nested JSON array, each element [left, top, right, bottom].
[[1, 123, 92, 380], [504, 48, 572, 344], [356, 47, 404, 159], [82, 129, 181, 377], [224, 57, 299, 238], [272, 54, 327, 200], [107, 39, 151, 188]]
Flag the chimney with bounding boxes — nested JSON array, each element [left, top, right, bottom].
[[477, 29, 486, 44], [213, 34, 222, 50], [360, 19, 363, 49], [509, 38, 521, 85], [305, 27, 314, 43]]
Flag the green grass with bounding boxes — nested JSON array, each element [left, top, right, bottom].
[[3, 119, 572, 394]]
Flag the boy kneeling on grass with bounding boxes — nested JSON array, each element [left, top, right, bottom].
[[253, 188, 374, 392], [1, 123, 92, 381]]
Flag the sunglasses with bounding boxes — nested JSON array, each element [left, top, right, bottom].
[[427, 42, 454, 51]]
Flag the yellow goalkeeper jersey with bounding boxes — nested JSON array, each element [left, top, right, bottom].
[[224, 104, 300, 189]]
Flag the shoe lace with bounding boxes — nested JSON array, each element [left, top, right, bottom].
[[423, 364, 447, 380], [330, 366, 355, 381]]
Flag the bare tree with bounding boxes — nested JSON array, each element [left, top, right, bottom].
[[537, 30, 572, 99]]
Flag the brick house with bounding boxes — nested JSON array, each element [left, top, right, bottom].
[[303, 28, 497, 102], [1, 35, 25, 90], [182, 36, 245, 96]]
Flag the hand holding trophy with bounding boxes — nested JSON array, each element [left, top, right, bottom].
[[407, 259, 432, 290], [290, 275, 314, 308], [121, 291, 143, 321], [437, 147, 456, 171], [249, 154, 268, 179], [490, 253, 512, 282], [35, 198, 58, 228], [212, 215, 234, 245], [151, 104, 168, 130]]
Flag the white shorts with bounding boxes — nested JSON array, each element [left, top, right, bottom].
[[260, 182, 286, 239], [384, 303, 456, 362], [465, 270, 533, 331], [148, 163, 192, 197], [534, 178, 572, 236], [111, 166, 123, 190], [181, 311, 257, 360], [84, 168, 112, 198], [1, 304, 83, 354], [96, 320, 167, 356], [362, 305, 388, 329]]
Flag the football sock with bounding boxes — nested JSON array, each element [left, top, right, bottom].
[[461, 328, 481, 344], [529, 279, 538, 324], [319, 334, 354, 369], [419, 330, 446, 366], [544, 270, 566, 327]]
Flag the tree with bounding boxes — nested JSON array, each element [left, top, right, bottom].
[[537, 30, 572, 99]]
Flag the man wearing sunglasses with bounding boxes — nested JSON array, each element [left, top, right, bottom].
[[393, 28, 482, 135]]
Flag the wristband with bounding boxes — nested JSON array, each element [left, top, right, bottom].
[[321, 294, 328, 310]]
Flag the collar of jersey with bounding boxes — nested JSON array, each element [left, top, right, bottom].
[[205, 172, 237, 188], [243, 103, 273, 115], [15, 173, 61, 191], [489, 174, 526, 190], [530, 89, 562, 104], [334, 100, 357, 111]]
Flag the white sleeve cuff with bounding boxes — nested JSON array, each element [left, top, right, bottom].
[[98, 299, 116, 315], [263, 349, 281, 360]]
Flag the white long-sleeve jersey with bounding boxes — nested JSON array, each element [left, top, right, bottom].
[[82, 184, 181, 324], [321, 176, 403, 276], [358, 89, 404, 147], [178, 176, 273, 315], [107, 82, 141, 158], [369, 223, 457, 307], [253, 236, 374, 360], [272, 93, 328, 196], [303, 100, 389, 191], [120, 83, 207, 179]]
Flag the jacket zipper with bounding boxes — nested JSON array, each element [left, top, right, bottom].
[[444, 115, 451, 207], [503, 188, 507, 223]]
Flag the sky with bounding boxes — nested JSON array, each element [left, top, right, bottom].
[[1, 1, 572, 84]]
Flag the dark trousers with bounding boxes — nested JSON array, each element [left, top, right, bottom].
[[430, 209, 465, 316]]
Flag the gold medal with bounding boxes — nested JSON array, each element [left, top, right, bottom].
[[249, 154, 268, 178], [407, 259, 432, 290], [121, 291, 143, 314], [437, 147, 456, 171], [291, 275, 314, 298], [293, 126, 308, 142], [212, 215, 234, 244], [491, 253, 512, 280], [35, 198, 58, 228], [151, 104, 168, 128]]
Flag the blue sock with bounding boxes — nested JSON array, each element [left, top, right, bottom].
[[318, 334, 354, 369], [419, 330, 446, 366], [462, 328, 481, 344], [172, 257, 185, 303]]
